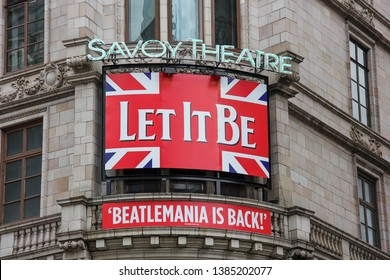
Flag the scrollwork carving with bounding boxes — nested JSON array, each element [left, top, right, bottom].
[[286, 248, 314, 260], [343, 0, 375, 26], [0, 63, 73, 104], [58, 239, 87, 252], [350, 126, 382, 156]]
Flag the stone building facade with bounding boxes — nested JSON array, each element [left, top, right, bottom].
[[0, 0, 389, 260]]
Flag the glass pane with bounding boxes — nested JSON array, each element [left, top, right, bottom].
[[27, 20, 44, 44], [359, 86, 367, 107], [357, 47, 365, 65], [7, 27, 25, 50], [3, 202, 21, 224], [359, 205, 365, 223], [350, 62, 357, 81], [366, 208, 375, 227], [26, 175, 41, 197], [360, 224, 367, 242], [24, 197, 40, 219], [358, 178, 363, 198], [28, 0, 44, 21], [352, 100, 359, 120], [358, 66, 366, 87], [27, 42, 44, 66], [361, 107, 368, 125], [4, 181, 21, 202], [367, 228, 375, 246], [6, 129, 23, 156], [7, 4, 24, 28], [349, 41, 356, 60], [129, 0, 156, 41], [27, 124, 43, 150], [171, 0, 199, 41], [351, 81, 358, 100], [364, 181, 374, 204], [26, 155, 42, 176], [215, 0, 238, 45], [5, 160, 22, 182], [7, 49, 24, 72]]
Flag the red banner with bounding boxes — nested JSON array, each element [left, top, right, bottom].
[[102, 201, 272, 235], [104, 72, 269, 178]]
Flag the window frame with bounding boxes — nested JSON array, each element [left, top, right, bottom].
[[167, 0, 203, 42], [5, 0, 45, 73], [357, 172, 380, 248], [125, 0, 161, 42], [212, 0, 240, 47], [1, 120, 43, 225], [349, 38, 371, 127]]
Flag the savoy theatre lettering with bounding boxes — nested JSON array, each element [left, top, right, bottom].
[[104, 72, 269, 178], [89, 38, 293, 74], [102, 201, 272, 235]]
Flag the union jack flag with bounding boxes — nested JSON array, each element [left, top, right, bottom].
[[104, 72, 269, 178]]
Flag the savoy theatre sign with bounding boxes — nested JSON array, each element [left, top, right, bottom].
[[88, 38, 293, 74]]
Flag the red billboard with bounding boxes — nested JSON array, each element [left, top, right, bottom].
[[102, 201, 272, 235], [104, 72, 269, 178]]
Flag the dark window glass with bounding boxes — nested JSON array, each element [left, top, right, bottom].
[[357, 175, 379, 247], [350, 40, 370, 126], [215, 0, 238, 46], [25, 176, 41, 197], [4, 181, 22, 202], [171, 180, 204, 193], [6, 0, 44, 72], [128, 0, 158, 41], [24, 197, 40, 219], [27, 125, 43, 151], [26, 155, 42, 176], [5, 160, 22, 181], [4, 202, 21, 224], [7, 130, 23, 156]]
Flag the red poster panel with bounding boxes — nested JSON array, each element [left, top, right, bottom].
[[104, 72, 269, 178], [102, 201, 272, 235]]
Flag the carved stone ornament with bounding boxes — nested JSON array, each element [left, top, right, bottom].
[[0, 63, 73, 104], [66, 55, 91, 73], [350, 126, 382, 156], [343, 0, 375, 26], [58, 239, 87, 252], [286, 248, 314, 260]]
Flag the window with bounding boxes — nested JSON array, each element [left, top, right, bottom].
[[1, 122, 43, 224], [357, 174, 379, 247], [349, 40, 370, 126], [6, 0, 44, 72], [126, 0, 159, 42], [214, 0, 239, 46], [169, 0, 200, 41]]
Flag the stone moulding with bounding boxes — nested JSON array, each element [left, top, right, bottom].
[[342, 0, 374, 26], [0, 57, 90, 105], [350, 126, 382, 157]]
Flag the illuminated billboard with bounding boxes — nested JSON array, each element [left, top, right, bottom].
[[104, 71, 269, 178], [102, 201, 272, 235]]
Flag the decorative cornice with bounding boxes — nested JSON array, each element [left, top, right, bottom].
[[289, 102, 389, 170], [293, 82, 390, 150], [286, 248, 314, 260], [350, 126, 382, 157], [0, 63, 73, 105], [0, 108, 47, 124], [58, 239, 87, 252], [343, 0, 374, 26], [105, 65, 266, 84]]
